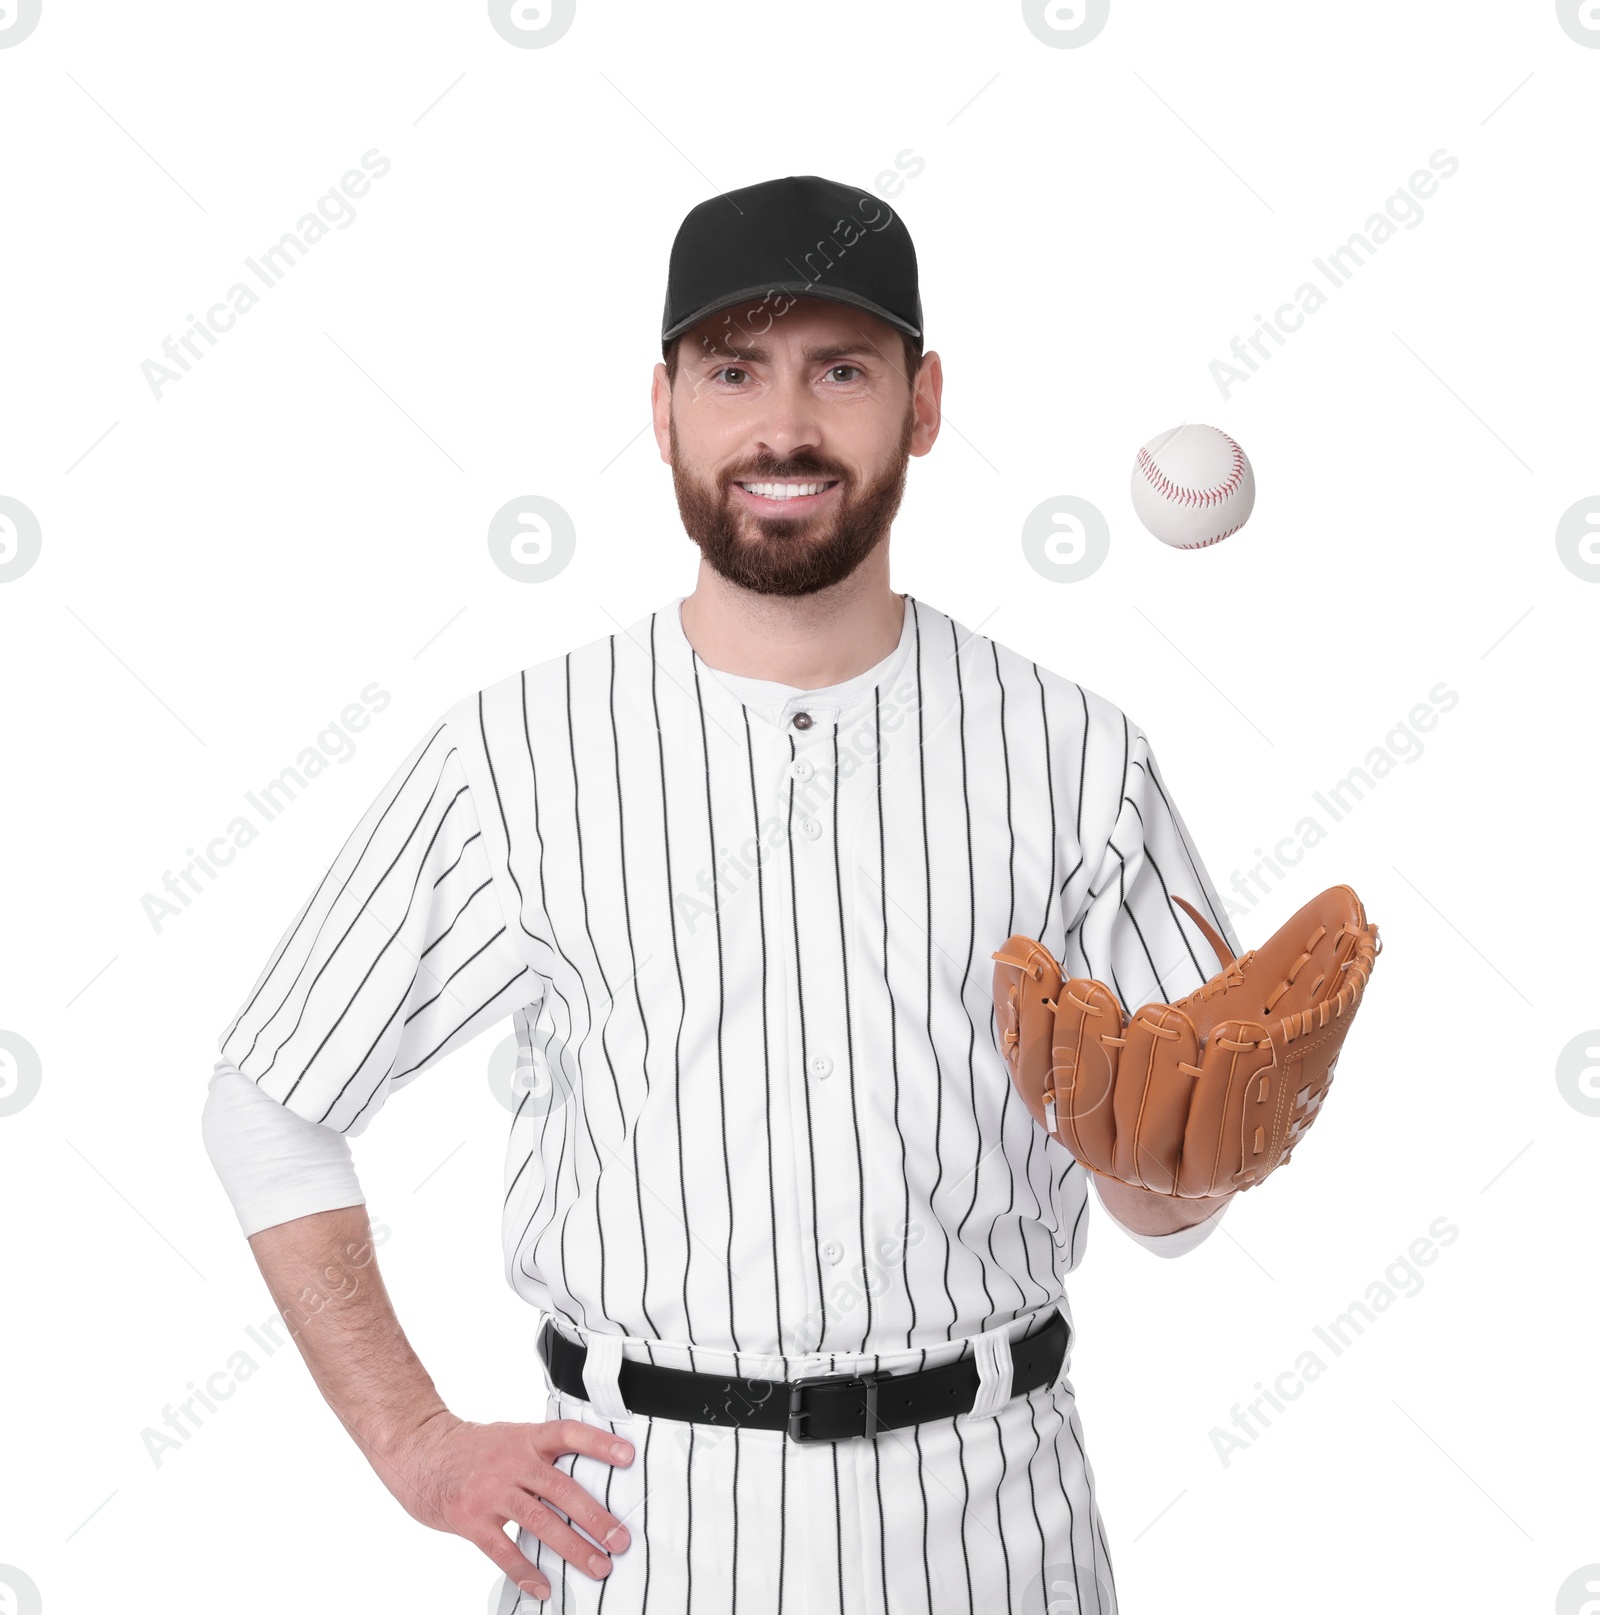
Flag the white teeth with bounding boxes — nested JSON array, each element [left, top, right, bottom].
[[739, 481, 832, 500]]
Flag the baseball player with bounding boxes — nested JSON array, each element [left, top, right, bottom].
[[203, 174, 1243, 1613]]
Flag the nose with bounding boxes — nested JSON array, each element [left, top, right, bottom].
[[752, 372, 824, 464]]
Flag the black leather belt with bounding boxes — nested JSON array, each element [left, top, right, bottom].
[[537, 1310, 1069, 1443]]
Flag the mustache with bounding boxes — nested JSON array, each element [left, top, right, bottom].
[[721, 455, 849, 487]]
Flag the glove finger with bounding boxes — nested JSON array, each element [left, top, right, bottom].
[[1111, 1005, 1199, 1193], [1185, 1019, 1277, 1195], [992, 935, 1064, 1132], [1051, 978, 1121, 1174]]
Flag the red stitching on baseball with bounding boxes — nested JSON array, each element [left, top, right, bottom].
[[1136, 432, 1246, 510], [1173, 519, 1246, 550]]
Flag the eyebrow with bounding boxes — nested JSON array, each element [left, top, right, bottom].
[[693, 341, 879, 368]]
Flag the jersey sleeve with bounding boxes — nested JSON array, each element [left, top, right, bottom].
[[1067, 717, 1241, 1013], [215, 714, 541, 1136]]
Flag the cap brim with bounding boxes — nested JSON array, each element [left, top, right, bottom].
[[662, 282, 922, 348]]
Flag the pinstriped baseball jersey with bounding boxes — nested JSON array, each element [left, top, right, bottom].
[[215, 591, 1239, 1613]]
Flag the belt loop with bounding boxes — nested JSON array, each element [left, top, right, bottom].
[[580, 1332, 631, 1422], [963, 1320, 1016, 1421]]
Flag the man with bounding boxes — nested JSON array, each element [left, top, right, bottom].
[[203, 174, 1240, 1613]]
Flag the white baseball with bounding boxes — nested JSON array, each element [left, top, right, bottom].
[[1130, 423, 1255, 549]]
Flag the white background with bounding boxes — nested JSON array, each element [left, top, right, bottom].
[[1, 1, 1596, 1611]]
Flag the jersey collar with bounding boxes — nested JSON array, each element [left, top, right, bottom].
[[651, 591, 919, 731]]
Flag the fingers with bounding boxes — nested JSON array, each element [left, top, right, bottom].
[[439, 1418, 637, 1601], [532, 1419, 634, 1545], [469, 1525, 550, 1605], [506, 1489, 622, 1584], [538, 1417, 635, 1469], [534, 1463, 632, 1560], [505, 1420, 636, 1584]]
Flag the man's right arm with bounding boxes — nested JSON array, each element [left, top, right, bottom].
[[205, 715, 629, 1598], [244, 1202, 636, 1603]]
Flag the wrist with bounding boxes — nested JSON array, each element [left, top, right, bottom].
[[1091, 1172, 1235, 1236], [362, 1400, 458, 1468]]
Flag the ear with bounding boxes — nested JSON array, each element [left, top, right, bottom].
[[909, 350, 943, 457], [651, 361, 673, 465]]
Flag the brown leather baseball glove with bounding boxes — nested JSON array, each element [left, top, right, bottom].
[[992, 886, 1380, 1196]]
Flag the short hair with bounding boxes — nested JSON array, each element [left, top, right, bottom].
[[663, 325, 923, 389]]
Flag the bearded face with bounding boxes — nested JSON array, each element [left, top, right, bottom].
[[668, 404, 914, 598]]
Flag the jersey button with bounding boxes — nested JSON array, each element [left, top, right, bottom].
[[808, 1053, 833, 1079], [799, 816, 822, 840], [789, 758, 814, 782], [820, 1240, 844, 1264], [791, 710, 813, 730]]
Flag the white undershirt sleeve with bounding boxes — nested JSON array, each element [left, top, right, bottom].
[[201, 1063, 367, 1238]]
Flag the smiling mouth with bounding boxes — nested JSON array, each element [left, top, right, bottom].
[[732, 479, 841, 511]]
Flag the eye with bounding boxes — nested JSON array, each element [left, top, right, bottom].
[[827, 364, 862, 383], [715, 366, 749, 386]]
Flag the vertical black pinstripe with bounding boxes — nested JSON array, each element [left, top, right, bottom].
[[607, 638, 663, 1345], [564, 653, 622, 1335]]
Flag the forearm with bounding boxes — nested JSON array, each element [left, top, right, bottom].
[[245, 1203, 633, 1596], [247, 1204, 446, 1464], [1092, 1173, 1235, 1236]]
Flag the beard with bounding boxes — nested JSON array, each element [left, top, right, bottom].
[[670, 407, 914, 598]]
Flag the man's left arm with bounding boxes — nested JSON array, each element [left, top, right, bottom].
[[1068, 712, 1245, 1257]]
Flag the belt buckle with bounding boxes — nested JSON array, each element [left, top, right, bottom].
[[786, 1367, 892, 1443]]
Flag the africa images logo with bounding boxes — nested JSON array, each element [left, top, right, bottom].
[[1556, 496, 1600, 582], [0, 495, 42, 582], [0, 0, 43, 47], [487, 0, 576, 48], [1021, 496, 1110, 583], [139, 152, 393, 401], [487, 496, 577, 583], [0, 1566, 42, 1615], [1555, 0, 1600, 46], [0, 1032, 43, 1118], [1021, 0, 1110, 48], [1555, 1031, 1600, 1117]]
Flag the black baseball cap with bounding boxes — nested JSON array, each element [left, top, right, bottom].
[[661, 174, 923, 357]]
